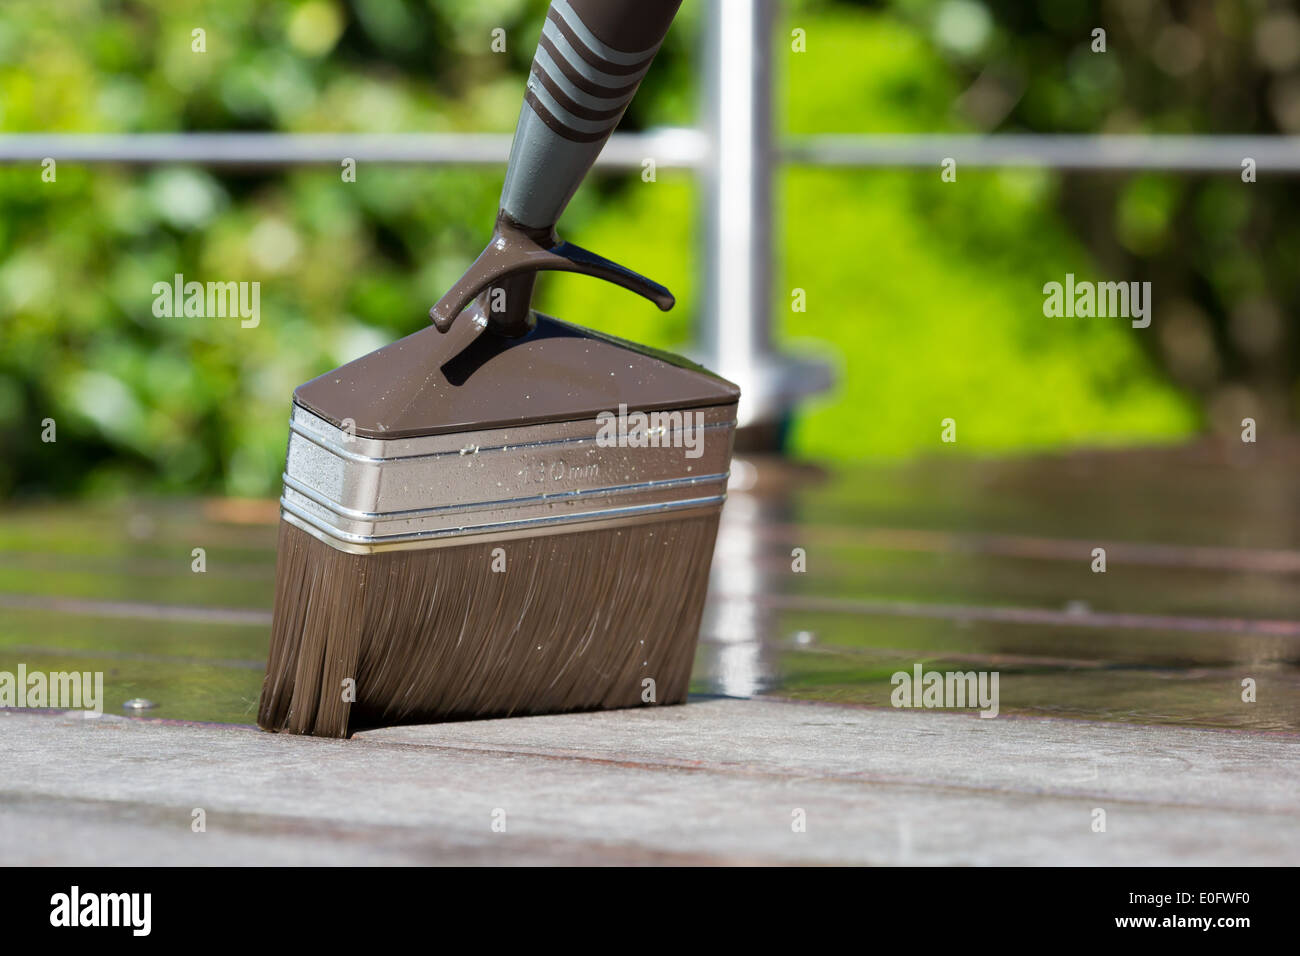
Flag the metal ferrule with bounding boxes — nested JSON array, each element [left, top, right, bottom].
[[280, 403, 736, 555]]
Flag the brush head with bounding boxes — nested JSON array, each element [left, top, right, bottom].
[[261, 318, 739, 736]]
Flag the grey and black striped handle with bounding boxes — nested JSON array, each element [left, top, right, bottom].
[[502, 0, 681, 229], [430, 0, 683, 338]]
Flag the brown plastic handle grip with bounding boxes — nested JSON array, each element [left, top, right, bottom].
[[429, 215, 674, 336]]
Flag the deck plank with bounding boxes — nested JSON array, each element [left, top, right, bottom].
[[3, 700, 1296, 865], [3, 444, 1299, 862]]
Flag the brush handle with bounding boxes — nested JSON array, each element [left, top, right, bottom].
[[430, 0, 683, 338], [501, 0, 682, 230]]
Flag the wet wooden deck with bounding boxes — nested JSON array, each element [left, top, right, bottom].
[[2, 440, 1298, 864]]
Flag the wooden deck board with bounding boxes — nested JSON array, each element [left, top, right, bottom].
[[4, 700, 1297, 865], [2, 443, 1299, 863]]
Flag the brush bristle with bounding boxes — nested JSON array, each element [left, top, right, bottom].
[[257, 515, 720, 737]]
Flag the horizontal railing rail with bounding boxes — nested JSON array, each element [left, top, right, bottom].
[[3, 0, 1295, 436], [3, 132, 1295, 171]]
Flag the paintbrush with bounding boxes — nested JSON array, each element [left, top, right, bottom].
[[257, 0, 737, 738]]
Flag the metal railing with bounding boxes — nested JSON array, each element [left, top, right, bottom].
[[3, 0, 1299, 431]]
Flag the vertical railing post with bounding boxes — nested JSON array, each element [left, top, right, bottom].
[[700, 0, 830, 447], [701, 0, 771, 429]]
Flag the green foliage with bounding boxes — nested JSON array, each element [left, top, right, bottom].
[[4, 0, 1273, 499], [776, 7, 1194, 456], [552, 6, 1195, 460]]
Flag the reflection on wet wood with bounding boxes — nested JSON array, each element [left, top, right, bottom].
[[1, 439, 1297, 730], [702, 441, 1300, 732]]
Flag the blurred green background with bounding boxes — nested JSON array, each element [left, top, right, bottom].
[[1, 0, 1296, 498]]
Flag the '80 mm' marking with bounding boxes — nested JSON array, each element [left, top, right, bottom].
[[518, 458, 600, 486]]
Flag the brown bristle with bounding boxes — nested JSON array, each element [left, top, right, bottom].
[[257, 515, 721, 737]]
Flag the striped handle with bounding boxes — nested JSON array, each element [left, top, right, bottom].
[[430, 0, 682, 338], [500, 0, 682, 230]]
